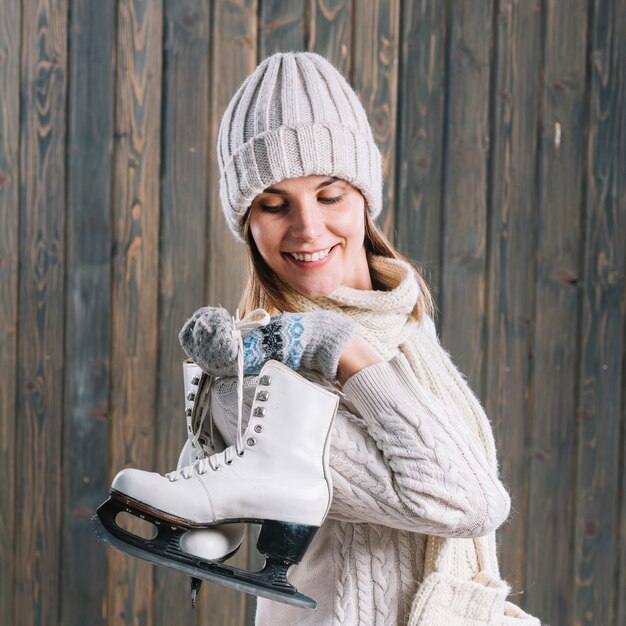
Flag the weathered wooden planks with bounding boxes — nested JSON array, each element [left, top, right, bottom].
[[205, 0, 255, 315], [107, 0, 164, 623], [440, 0, 494, 391], [352, 0, 400, 238], [154, 2, 211, 624], [258, 0, 305, 58], [15, 1, 68, 625], [525, 0, 589, 623], [61, 1, 116, 625], [0, 2, 20, 626], [395, 0, 447, 302], [484, 0, 541, 603], [573, 0, 626, 624], [307, 0, 352, 75]]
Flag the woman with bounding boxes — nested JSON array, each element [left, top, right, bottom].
[[108, 52, 540, 625]]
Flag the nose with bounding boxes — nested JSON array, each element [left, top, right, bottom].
[[288, 202, 323, 241]]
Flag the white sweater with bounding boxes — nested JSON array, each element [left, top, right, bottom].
[[208, 256, 538, 625]]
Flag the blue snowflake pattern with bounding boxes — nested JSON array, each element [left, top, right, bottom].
[[243, 331, 263, 373], [284, 316, 305, 369]]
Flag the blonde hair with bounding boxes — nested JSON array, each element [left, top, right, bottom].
[[239, 208, 436, 322]]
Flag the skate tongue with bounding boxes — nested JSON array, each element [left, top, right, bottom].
[[230, 308, 270, 455], [190, 374, 215, 454]]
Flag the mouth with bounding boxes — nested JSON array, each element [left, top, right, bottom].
[[282, 244, 338, 268], [287, 246, 333, 262]]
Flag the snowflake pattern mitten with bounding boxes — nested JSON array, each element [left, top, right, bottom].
[[179, 308, 357, 380]]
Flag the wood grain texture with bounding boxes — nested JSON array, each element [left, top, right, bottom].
[[574, 0, 625, 624], [352, 0, 400, 238], [61, 1, 116, 625], [484, 0, 541, 604], [15, 1, 67, 624], [395, 0, 447, 301], [205, 0, 255, 314], [615, 298, 626, 624], [155, 2, 211, 623], [258, 0, 305, 58], [440, 0, 494, 391], [307, 0, 351, 75], [108, 1, 163, 624], [525, 1, 588, 623], [0, 2, 20, 626], [205, 3, 257, 623], [620, 316, 626, 626]]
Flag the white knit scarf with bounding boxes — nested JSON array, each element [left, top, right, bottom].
[[292, 255, 540, 626], [293, 254, 419, 358]]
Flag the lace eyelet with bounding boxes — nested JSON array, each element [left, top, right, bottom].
[[225, 458, 233, 465]]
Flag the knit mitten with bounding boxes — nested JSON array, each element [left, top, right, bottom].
[[244, 311, 357, 379], [178, 307, 240, 375], [179, 307, 357, 380]]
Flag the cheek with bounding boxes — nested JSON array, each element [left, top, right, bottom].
[[249, 219, 265, 252], [334, 203, 366, 246], [249, 213, 285, 269]]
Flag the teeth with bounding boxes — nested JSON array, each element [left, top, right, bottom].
[[289, 247, 332, 262]]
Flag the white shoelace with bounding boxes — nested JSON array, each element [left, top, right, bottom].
[[167, 308, 270, 481]]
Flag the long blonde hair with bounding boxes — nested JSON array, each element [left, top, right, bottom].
[[239, 208, 436, 322]]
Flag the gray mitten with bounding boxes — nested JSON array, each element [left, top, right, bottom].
[[179, 307, 358, 380], [178, 307, 239, 375]]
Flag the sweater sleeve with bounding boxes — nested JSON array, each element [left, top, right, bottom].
[[327, 352, 511, 538]]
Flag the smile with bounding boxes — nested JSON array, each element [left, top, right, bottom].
[[287, 246, 333, 263], [283, 245, 339, 270]]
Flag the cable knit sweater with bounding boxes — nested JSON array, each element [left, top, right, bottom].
[[203, 256, 540, 626]]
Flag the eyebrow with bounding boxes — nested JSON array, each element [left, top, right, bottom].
[[263, 177, 341, 195]]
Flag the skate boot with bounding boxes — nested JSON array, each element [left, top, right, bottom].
[[93, 359, 338, 609]]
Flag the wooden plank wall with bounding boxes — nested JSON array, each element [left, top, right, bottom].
[[0, 1, 624, 625]]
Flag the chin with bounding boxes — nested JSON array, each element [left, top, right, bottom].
[[289, 278, 340, 300]]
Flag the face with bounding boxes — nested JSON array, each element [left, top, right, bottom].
[[248, 175, 372, 299]]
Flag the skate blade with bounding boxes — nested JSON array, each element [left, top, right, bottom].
[[90, 512, 317, 610]]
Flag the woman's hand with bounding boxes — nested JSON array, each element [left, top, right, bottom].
[[336, 336, 381, 385], [179, 307, 359, 380]]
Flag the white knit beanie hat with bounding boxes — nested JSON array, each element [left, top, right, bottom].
[[217, 51, 383, 241]]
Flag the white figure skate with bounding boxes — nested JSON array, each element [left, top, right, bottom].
[[92, 357, 338, 609]]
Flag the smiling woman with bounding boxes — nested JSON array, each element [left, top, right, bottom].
[[96, 51, 538, 626], [204, 52, 526, 625]]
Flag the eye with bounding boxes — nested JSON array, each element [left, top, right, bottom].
[[260, 203, 288, 213], [318, 194, 344, 205]]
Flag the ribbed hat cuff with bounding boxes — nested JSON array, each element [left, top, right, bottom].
[[220, 122, 383, 241]]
